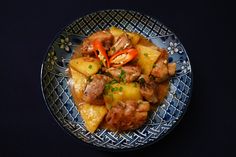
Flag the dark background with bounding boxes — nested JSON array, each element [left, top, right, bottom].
[[1, 0, 235, 156]]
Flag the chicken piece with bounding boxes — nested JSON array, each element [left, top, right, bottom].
[[108, 33, 132, 56], [106, 65, 141, 82], [136, 101, 150, 112], [151, 59, 169, 82], [168, 63, 176, 76], [80, 31, 114, 56], [80, 39, 94, 56], [156, 80, 169, 103], [151, 50, 176, 82], [139, 75, 158, 103], [140, 84, 158, 103], [87, 31, 113, 43], [83, 74, 111, 105], [105, 100, 150, 131]]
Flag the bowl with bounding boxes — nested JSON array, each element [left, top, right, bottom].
[[41, 9, 192, 151]]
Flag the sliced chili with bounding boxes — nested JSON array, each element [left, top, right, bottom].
[[93, 40, 110, 68], [109, 48, 138, 67]]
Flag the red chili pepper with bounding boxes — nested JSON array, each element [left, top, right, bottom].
[[109, 48, 138, 67], [93, 40, 110, 68]]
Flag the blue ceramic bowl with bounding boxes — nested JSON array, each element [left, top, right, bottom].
[[41, 9, 192, 151]]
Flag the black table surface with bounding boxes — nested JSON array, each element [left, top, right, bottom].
[[1, 0, 235, 156]]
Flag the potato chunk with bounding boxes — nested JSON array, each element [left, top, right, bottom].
[[104, 83, 142, 107], [109, 26, 125, 38], [69, 57, 101, 76], [109, 26, 140, 45], [78, 103, 107, 133], [136, 44, 161, 75], [138, 36, 157, 49], [127, 32, 140, 45], [69, 67, 87, 103]]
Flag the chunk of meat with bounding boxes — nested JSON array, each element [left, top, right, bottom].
[[151, 59, 169, 82], [80, 31, 114, 56], [168, 63, 176, 76], [83, 74, 111, 105], [106, 65, 141, 82], [140, 85, 158, 103], [139, 75, 158, 103], [108, 33, 132, 56], [105, 100, 150, 131], [80, 39, 94, 56], [156, 80, 169, 103], [151, 50, 176, 82], [87, 31, 113, 43]]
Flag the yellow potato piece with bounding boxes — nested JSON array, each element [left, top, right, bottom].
[[109, 26, 140, 45], [122, 83, 142, 101], [127, 32, 140, 45], [136, 44, 161, 75], [109, 26, 125, 37], [138, 36, 157, 49], [104, 83, 142, 107], [69, 57, 101, 76], [69, 67, 87, 103], [78, 103, 107, 133]]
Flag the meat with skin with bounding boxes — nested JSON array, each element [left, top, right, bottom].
[[79, 39, 94, 56], [105, 100, 150, 131], [83, 74, 111, 105], [140, 84, 158, 103], [139, 75, 158, 103], [151, 50, 176, 82], [106, 65, 141, 82], [168, 63, 176, 76], [108, 33, 132, 56], [80, 31, 114, 56], [151, 59, 169, 82]]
